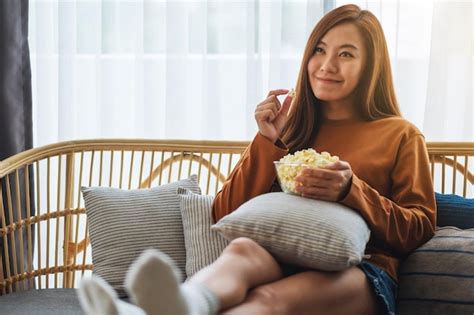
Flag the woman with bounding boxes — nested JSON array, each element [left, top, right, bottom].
[[78, 4, 436, 315]]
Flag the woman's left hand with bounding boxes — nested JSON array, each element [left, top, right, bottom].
[[294, 160, 353, 202]]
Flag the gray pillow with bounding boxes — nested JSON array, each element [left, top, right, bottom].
[[177, 188, 229, 278], [212, 192, 370, 271], [81, 176, 200, 296], [397, 226, 474, 314]]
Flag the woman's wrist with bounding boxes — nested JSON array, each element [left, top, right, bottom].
[[338, 175, 353, 201], [258, 131, 277, 144]]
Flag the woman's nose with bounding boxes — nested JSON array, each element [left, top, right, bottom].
[[320, 56, 338, 73]]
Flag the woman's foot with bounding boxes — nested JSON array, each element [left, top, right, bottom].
[[125, 249, 219, 315], [78, 276, 145, 315]]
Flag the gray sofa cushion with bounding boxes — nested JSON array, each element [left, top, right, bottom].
[[0, 289, 84, 315]]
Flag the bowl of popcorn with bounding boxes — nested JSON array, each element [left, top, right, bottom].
[[274, 149, 339, 195]]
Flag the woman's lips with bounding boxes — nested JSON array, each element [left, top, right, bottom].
[[317, 77, 342, 84]]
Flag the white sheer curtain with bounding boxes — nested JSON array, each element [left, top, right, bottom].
[[29, 0, 473, 147], [337, 0, 473, 141]]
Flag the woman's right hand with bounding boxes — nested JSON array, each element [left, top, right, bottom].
[[254, 89, 293, 143]]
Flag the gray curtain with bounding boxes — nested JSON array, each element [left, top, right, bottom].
[[0, 0, 35, 291]]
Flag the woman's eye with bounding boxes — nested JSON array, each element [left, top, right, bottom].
[[340, 52, 354, 58], [315, 47, 324, 54]]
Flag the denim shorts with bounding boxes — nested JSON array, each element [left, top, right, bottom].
[[279, 261, 398, 315], [358, 261, 398, 315]]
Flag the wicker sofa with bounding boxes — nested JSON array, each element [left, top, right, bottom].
[[0, 139, 472, 314]]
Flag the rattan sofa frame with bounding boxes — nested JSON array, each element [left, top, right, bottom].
[[0, 139, 472, 295]]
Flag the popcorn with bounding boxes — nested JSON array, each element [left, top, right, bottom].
[[274, 149, 339, 194], [288, 88, 296, 98]]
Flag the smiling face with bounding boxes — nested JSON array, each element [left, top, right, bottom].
[[307, 22, 366, 107]]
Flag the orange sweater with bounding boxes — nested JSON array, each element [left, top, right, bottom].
[[212, 116, 436, 282]]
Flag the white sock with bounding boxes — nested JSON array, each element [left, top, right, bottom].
[[181, 281, 220, 315], [78, 276, 145, 315], [125, 249, 220, 315]]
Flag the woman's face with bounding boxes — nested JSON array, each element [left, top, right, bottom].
[[307, 23, 366, 104]]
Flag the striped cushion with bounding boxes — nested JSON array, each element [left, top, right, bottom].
[[177, 188, 229, 277], [81, 176, 200, 296], [212, 192, 370, 271], [397, 227, 474, 314]]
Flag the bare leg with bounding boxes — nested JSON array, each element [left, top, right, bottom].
[[187, 237, 284, 310], [222, 267, 379, 315]]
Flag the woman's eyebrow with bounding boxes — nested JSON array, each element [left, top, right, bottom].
[[339, 44, 358, 50], [319, 40, 358, 50]]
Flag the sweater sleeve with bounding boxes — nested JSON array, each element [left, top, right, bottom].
[[340, 134, 436, 255], [212, 133, 289, 222]]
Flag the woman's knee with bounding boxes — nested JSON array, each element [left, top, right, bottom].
[[223, 237, 265, 261], [221, 237, 282, 284]]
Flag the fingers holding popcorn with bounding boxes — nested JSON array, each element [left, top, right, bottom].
[[256, 96, 281, 118], [255, 108, 277, 124], [267, 89, 290, 98], [258, 89, 294, 114], [255, 88, 295, 143]]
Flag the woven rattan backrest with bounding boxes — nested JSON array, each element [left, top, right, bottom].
[[0, 139, 247, 294], [0, 140, 472, 294]]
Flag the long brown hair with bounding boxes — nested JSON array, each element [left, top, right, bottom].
[[281, 4, 401, 152]]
